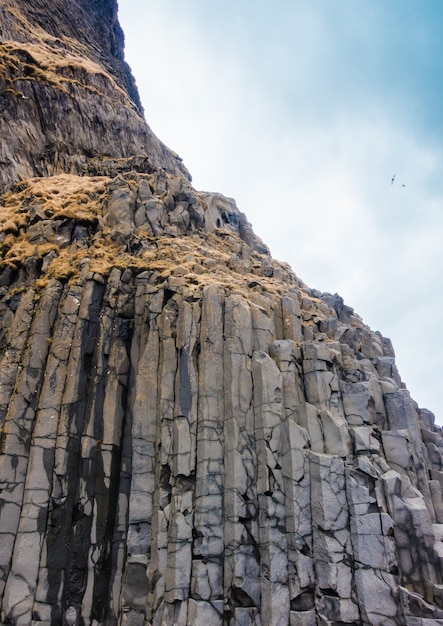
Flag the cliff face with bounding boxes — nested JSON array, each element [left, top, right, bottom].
[[0, 0, 189, 190], [1, 2, 443, 626]]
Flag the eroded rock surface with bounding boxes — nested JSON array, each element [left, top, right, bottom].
[[1, 2, 443, 625], [0, 0, 189, 190]]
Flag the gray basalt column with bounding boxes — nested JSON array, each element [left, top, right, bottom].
[[302, 342, 340, 415], [0, 289, 36, 423], [146, 295, 180, 623], [250, 296, 275, 352], [346, 468, 401, 626], [252, 349, 290, 624], [309, 452, 359, 623], [0, 281, 62, 602], [383, 388, 436, 520], [190, 285, 225, 623], [270, 339, 316, 622], [77, 270, 132, 624], [223, 294, 260, 623], [1, 281, 75, 624], [280, 294, 303, 343], [121, 287, 163, 625], [33, 278, 105, 624], [381, 469, 442, 602], [162, 294, 200, 623]]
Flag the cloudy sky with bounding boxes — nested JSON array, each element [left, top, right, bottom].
[[118, 1, 443, 423]]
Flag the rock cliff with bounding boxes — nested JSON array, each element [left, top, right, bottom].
[[1, 2, 443, 625]]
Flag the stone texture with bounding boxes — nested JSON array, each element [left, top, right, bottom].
[[1, 2, 443, 625]]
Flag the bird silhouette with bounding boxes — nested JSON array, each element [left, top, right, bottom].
[[391, 174, 396, 185]]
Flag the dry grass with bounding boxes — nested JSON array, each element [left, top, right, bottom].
[[0, 174, 109, 235], [0, 172, 306, 309], [127, 232, 299, 300], [2, 1, 129, 86], [3, 2, 104, 62], [0, 37, 136, 107], [0, 7, 306, 302], [0, 236, 58, 267], [0, 174, 110, 274]]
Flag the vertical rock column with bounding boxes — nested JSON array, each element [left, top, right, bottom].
[[0, 289, 36, 424], [309, 452, 359, 623], [1, 280, 68, 625], [270, 340, 316, 625], [252, 350, 290, 625], [162, 294, 200, 623], [78, 269, 133, 624], [190, 285, 225, 623], [0, 281, 62, 612], [34, 278, 106, 625], [145, 293, 180, 623], [346, 468, 401, 626], [122, 281, 164, 625], [223, 295, 260, 624]]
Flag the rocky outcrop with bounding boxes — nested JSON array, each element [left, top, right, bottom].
[[1, 2, 443, 625], [0, 0, 189, 191]]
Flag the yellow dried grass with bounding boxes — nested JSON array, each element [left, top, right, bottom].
[[0, 171, 302, 305], [0, 37, 136, 106], [0, 174, 110, 234]]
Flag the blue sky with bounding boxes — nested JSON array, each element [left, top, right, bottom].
[[118, 1, 443, 423]]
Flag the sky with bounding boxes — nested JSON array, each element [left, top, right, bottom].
[[118, 1, 443, 424]]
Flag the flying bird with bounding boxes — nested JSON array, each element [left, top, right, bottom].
[[391, 174, 396, 185]]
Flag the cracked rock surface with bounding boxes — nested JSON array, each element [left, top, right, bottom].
[[1, 2, 443, 625]]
